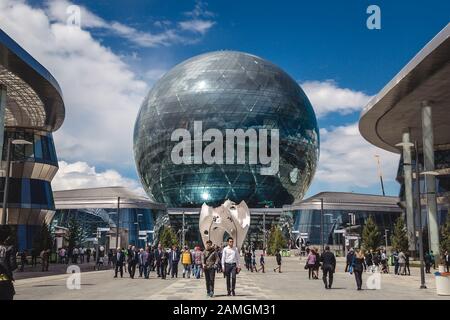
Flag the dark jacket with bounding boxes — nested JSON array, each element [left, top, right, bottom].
[[275, 252, 282, 265], [116, 251, 125, 265], [0, 245, 17, 281], [169, 249, 181, 264], [320, 251, 336, 271], [126, 248, 134, 262], [346, 251, 354, 264], [203, 248, 219, 269], [161, 251, 169, 265], [155, 249, 164, 263], [351, 256, 365, 272]]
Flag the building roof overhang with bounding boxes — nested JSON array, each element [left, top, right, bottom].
[[359, 23, 450, 153], [0, 28, 65, 132]]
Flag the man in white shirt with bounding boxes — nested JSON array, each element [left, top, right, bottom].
[[221, 237, 241, 296]]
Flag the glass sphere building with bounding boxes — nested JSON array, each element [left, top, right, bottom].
[[134, 51, 319, 208]]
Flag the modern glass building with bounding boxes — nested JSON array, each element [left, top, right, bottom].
[[0, 28, 65, 250], [52, 187, 169, 249], [282, 192, 403, 255], [134, 51, 319, 208], [166, 192, 402, 250], [359, 23, 450, 257]]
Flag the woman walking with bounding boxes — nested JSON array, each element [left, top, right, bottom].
[[350, 249, 365, 290], [306, 249, 317, 279]]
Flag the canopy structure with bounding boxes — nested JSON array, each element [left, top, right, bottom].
[[0, 28, 65, 132], [359, 23, 450, 153]]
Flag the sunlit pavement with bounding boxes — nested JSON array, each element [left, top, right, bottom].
[[13, 255, 450, 300]]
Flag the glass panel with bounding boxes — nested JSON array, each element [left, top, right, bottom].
[[34, 134, 43, 159]]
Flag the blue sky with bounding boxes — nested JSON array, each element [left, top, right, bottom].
[[1, 0, 449, 199]]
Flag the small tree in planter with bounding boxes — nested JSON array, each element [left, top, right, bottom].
[[391, 217, 409, 252], [362, 215, 381, 252]]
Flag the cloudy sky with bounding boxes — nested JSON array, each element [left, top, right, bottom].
[[0, 0, 448, 198]]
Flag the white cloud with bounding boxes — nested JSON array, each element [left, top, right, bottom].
[[52, 161, 145, 196], [45, 0, 215, 48], [0, 0, 214, 171], [179, 19, 215, 34], [313, 123, 399, 190], [301, 80, 372, 117]]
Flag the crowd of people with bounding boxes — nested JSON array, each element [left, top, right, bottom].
[[112, 237, 244, 297], [5, 233, 450, 300]]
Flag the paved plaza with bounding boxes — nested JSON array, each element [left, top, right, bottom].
[[13, 254, 450, 300]]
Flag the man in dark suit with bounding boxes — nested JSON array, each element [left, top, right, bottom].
[[320, 246, 336, 289], [114, 248, 125, 278], [169, 245, 180, 278], [154, 244, 163, 277], [160, 246, 169, 279]]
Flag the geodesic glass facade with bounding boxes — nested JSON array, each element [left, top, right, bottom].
[[134, 51, 319, 208]]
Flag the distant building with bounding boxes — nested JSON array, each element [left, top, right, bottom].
[[52, 187, 168, 249], [283, 192, 402, 255], [167, 192, 402, 251]]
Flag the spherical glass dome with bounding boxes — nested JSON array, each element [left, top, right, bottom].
[[134, 51, 319, 208]]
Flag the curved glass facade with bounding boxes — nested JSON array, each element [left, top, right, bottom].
[[52, 207, 168, 248], [0, 177, 54, 209], [397, 150, 449, 229], [134, 51, 319, 208], [2, 129, 58, 165], [284, 209, 401, 247]]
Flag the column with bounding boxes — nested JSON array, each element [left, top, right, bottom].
[[421, 101, 440, 263], [0, 85, 6, 165], [0, 85, 6, 225], [401, 131, 416, 254]]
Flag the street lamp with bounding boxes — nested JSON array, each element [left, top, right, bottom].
[[115, 197, 120, 249], [384, 229, 389, 249], [320, 198, 324, 252], [1, 139, 33, 225], [374, 154, 386, 196], [397, 140, 427, 289], [135, 213, 143, 247]]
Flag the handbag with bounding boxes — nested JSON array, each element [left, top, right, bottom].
[[304, 263, 308, 270]]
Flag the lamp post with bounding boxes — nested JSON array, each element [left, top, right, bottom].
[[1, 139, 33, 225], [135, 213, 143, 247], [115, 196, 120, 249], [182, 211, 185, 248], [320, 198, 324, 252], [262, 211, 266, 251], [374, 155, 386, 196], [396, 140, 427, 289], [414, 140, 427, 289], [384, 229, 389, 249]]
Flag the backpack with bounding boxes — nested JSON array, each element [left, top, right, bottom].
[[0, 245, 18, 274]]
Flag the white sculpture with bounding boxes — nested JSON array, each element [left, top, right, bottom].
[[199, 200, 251, 249]]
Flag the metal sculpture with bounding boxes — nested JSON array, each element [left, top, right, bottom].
[[199, 200, 250, 249]]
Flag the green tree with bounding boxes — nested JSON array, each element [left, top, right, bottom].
[[440, 215, 450, 254], [67, 218, 82, 251], [159, 226, 178, 248], [33, 222, 53, 252], [267, 224, 286, 255], [391, 217, 409, 252], [362, 215, 381, 251]]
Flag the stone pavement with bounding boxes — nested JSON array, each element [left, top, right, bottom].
[[13, 255, 450, 300]]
